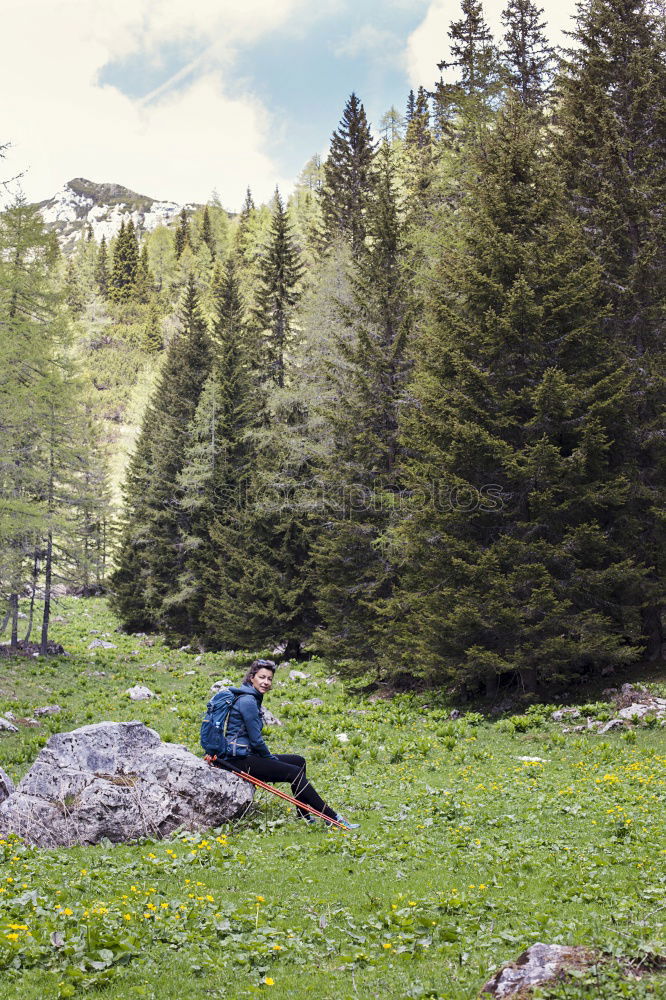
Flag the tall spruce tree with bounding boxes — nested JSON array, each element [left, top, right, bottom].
[[500, 0, 555, 107], [321, 93, 376, 257], [314, 143, 410, 672], [110, 277, 213, 635], [109, 220, 139, 301], [434, 0, 500, 136], [557, 0, 666, 659], [383, 98, 644, 694], [174, 208, 191, 260], [201, 205, 216, 259], [203, 191, 315, 652], [176, 257, 258, 643], [95, 234, 109, 297], [142, 300, 163, 352], [406, 89, 416, 125], [403, 86, 435, 214], [252, 189, 304, 389], [135, 243, 152, 302]]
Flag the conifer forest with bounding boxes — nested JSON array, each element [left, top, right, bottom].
[[1, 0, 665, 698]]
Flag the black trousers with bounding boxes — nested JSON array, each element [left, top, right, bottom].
[[223, 753, 337, 821]]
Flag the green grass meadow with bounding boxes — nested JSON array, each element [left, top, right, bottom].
[[0, 599, 664, 999]]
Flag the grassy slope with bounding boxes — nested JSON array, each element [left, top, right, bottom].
[[0, 598, 664, 1000]]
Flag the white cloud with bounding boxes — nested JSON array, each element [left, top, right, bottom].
[[334, 25, 400, 60], [405, 0, 579, 89], [0, 0, 315, 210]]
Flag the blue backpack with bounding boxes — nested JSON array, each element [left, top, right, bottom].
[[200, 689, 240, 756]]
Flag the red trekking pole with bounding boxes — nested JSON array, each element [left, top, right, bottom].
[[205, 755, 347, 830]]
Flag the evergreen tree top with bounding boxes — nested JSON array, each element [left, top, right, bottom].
[[322, 92, 377, 256], [438, 0, 499, 95], [500, 0, 555, 107]]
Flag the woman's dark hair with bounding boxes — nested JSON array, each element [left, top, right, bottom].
[[242, 659, 277, 685]]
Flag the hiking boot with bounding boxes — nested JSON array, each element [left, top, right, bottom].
[[329, 813, 359, 830]]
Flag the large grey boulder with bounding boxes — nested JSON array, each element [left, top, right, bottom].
[[481, 943, 595, 997], [0, 766, 14, 803], [0, 721, 253, 847]]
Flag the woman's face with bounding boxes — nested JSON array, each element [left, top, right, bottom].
[[250, 667, 274, 694]]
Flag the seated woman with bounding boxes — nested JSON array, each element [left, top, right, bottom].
[[221, 659, 359, 830]]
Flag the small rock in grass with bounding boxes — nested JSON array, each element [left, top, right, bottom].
[[336, 733, 349, 743], [34, 705, 62, 717], [195, 655, 202, 663], [179, 644, 191, 652], [450, 709, 461, 719], [184, 670, 196, 676], [126, 685, 155, 701], [325, 676, 338, 685], [551, 708, 581, 722], [618, 702, 650, 720], [0, 717, 19, 733], [481, 942, 595, 997], [304, 698, 324, 707], [88, 639, 117, 650], [210, 679, 234, 693], [132, 632, 147, 638], [288, 670, 310, 681], [599, 719, 625, 734], [517, 756, 549, 763], [260, 708, 282, 727], [51, 616, 67, 623]]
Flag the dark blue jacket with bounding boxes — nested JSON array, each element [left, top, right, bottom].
[[223, 684, 273, 759]]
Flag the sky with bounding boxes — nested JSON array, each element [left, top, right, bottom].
[[1, 0, 578, 213]]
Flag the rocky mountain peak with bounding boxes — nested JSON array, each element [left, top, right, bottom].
[[38, 177, 194, 251]]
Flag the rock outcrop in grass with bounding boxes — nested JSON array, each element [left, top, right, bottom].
[[0, 720, 253, 846]]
